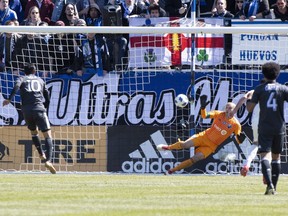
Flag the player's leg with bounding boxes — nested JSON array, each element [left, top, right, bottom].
[[42, 129, 53, 162], [165, 152, 205, 175], [157, 135, 197, 151], [271, 134, 284, 191], [240, 143, 258, 177], [42, 129, 56, 174], [37, 111, 56, 174], [165, 138, 212, 174], [271, 155, 281, 191], [258, 133, 275, 194], [30, 129, 46, 160], [241, 118, 259, 176], [24, 112, 46, 160]]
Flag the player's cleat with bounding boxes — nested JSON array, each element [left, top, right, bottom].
[[264, 185, 275, 195], [39, 153, 46, 161], [240, 165, 249, 177], [157, 144, 169, 151], [45, 161, 56, 174], [164, 170, 173, 175]]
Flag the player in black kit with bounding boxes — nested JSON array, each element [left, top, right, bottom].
[[247, 62, 288, 195], [3, 63, 56, 174]]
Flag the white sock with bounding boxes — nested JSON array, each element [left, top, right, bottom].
[[243, 144, 258, 168]]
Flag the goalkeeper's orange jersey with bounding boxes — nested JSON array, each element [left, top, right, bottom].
[[202, 110, 241, 146]]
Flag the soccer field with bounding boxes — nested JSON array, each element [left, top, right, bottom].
[[0, 173, 287, 216]]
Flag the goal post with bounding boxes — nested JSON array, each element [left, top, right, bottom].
[[0, 20, 287, 174]]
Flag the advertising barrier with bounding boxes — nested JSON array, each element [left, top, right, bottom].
[[0, 126, 107, 172]]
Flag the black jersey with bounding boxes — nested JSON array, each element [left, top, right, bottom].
[[9, 74, 49, 113], [251, 81, 288, 134]]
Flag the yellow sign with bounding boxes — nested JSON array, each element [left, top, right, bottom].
[[0, 126, 107, 172]]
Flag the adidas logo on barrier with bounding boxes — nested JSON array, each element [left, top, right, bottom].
[[121, 130, 182, 173]]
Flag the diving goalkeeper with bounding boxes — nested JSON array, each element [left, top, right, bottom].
[[157, 95, 246, 174]]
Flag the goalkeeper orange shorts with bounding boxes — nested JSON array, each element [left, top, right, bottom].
[[188, 131, 218, 158]]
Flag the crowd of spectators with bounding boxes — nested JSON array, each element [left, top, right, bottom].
[[0, 0, 287, 76]]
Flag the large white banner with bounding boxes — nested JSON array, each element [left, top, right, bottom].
[[128, 17, 225, 68], [231, 19, 288, 65]]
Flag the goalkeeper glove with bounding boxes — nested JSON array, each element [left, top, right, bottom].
[[236, 132, 246, 143], [200, 95, 210, 109]]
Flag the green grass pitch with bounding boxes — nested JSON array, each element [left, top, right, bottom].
[[0, 173, 287, 216]]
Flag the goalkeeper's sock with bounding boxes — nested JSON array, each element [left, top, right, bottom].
[[271, 160, 281, 190], [167, 141, 184, 150], [45, 138, 53, 162], [261, 159, 273, 188], [32, 135, 44, 156], [170, 158, 195, 173]]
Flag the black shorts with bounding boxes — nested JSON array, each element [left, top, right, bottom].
[[258, 132, 284, 154], [23, 110, 50, 132]]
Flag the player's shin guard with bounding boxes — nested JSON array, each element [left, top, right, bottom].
[[45, 138, 53, 162], [271, 160, 281, 190], [32, 135, 44, 156], [170, 158, 195, 173], [167, 140, 184, 150], [261, 159, 273, 188]]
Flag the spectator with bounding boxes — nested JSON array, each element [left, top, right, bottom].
[[21, 5, 41, 25], [48, 20, 78, 75], [51, 0, 91, 23], [234, 0, 244, 18], [58, 3, 78, 26], [211, 0, 236, 15], [0, 0, 18, 25], [17, 22, 51, 76], [165, 0, 188, 17], [211, 0, 234, 17], [39, 20, 51, 43], [0, 20, 22, 72], [270, 0, 288, 20], [87, 3, 127, 71], [211, 0, 233, 64], [138, 0, 167, 17], [9, 0, 24, 23], [147, 4, 162, 17], [74, 19, 111, 76], [24, 0, 54, 25], [85, 3, 102, 26], [238, 0, 270, 21], [115, 0, 144, 26]]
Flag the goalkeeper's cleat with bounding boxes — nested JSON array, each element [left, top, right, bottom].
[[157, 144, 169, 151], [240, 165, 249, 177], [264, 185, 275, 195], [164, 169, 173, 175], [39, 153, 46, 161], [45, 161, 56, 174]]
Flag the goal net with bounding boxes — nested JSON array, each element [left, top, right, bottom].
[[0, 19, 287, 175]]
